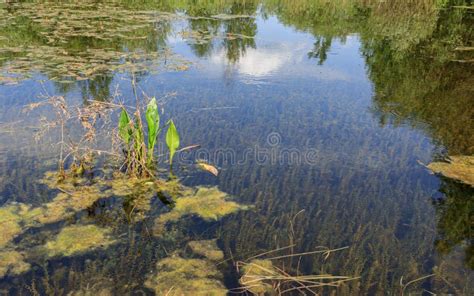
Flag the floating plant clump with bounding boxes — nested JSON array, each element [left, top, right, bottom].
[[187, 239, 224, 262], [145, 256, 227, 296], [0, 2, 189, 84], [43, 224, 116, 257], [0, 250, 31, 278], [0, 204, 25, 247], [153, 187, 249, 236], [239, 259, 278, 295]]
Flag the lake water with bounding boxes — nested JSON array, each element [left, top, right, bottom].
[[0, 1, 473, 295]]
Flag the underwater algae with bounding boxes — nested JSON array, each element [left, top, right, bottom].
[[0, 173, 110, 249], [68, 287, 112, 296], [153, 187, 248, 236], [0, 250, 30, 278], [145, 256, 227, 296], [44, 224, 115, 257], [0, 204, 24, 247], [187, 239, 224, 262], [239, 259, 278, 295], [428, 156, 474, 186]]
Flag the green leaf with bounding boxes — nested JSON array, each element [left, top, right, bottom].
[[146, 97, 160, 157], [118, 108, 131, 144], [133, 118, 145, 161], [166, 119, 180, 166]]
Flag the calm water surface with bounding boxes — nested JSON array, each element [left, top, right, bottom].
[[0, 1, 473, 295]]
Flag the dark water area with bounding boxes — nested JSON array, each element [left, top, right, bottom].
[[0, 1, 473, 295]]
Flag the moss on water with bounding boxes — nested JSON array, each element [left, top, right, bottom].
[[153, 187, 248, 236], [0, 204, 25, 247], [44, 224, 115, 257], [145, 256, 227, 296], [188, 239, 224, 262], [0, 250, 30, 278], [0, 171, 194, 252], [104, 174, 191, 198], [428, 156, 474, 186], [239, 259, 278, 295], [68, 286, 113, 296]]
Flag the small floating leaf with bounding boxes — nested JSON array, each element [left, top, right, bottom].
[[197, 161, 219, 176]]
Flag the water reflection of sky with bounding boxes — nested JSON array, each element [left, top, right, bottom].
[[169, 15, 366, 85]]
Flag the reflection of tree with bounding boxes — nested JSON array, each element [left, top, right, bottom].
[[222, 3, 257, 63], [79, 74, 114, 103], [183, 1, 258, 63], [362, 6, 474, 154], [187, 18, 220, 58], [433, 178, 474, 269], [308, 36, 332, 65]]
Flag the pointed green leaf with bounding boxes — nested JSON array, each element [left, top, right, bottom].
[[133, 118, 145, 161], [166, 119, 180, 166], [118, 108, 131, 144], [146, 97, 160, 154]]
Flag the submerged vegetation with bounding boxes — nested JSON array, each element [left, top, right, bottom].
[[0, 204, 24, 247], [0, 250, 30, 278], [145, 256, 227, 295], [44, 224, 115, 257], [0, 0, 472, 294], [153, 187, 249, 236], [145, 238, 228, 295], [187, 239, 224, 262]]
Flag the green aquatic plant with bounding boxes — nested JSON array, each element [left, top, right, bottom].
[[118, 98, 181, 176], [0, 250, 31, 278], [144, 256, 227, 296], [145, 97, 160, 164], [44, 224, 115, 257], [153, 187, 248, 236], [166, 119, 180, 166], [118, 108, 132, 145]]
